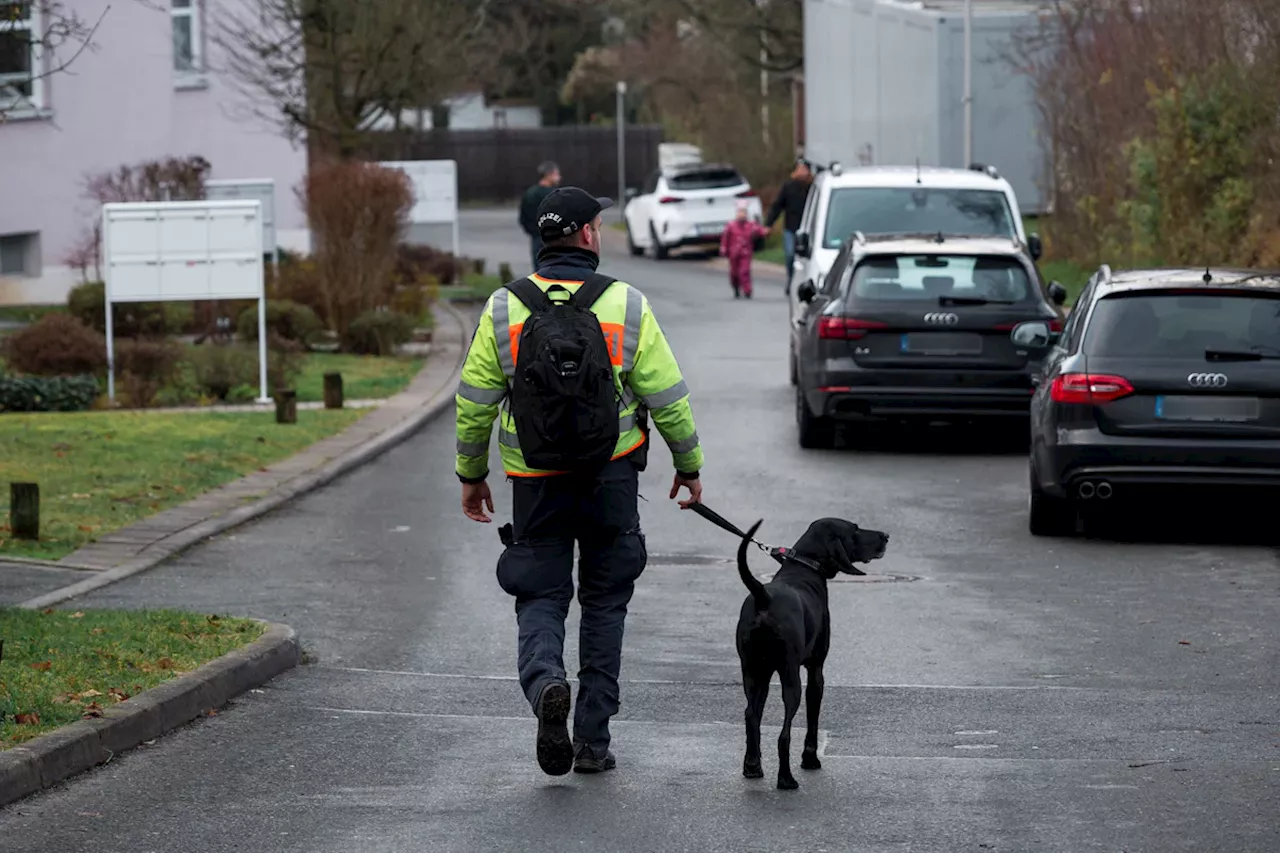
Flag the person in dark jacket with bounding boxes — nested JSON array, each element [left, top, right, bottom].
[[519, 162, 561, 269], [764, 158, 813, 291]]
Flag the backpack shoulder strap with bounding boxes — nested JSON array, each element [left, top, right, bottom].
[[504, 277, 554, 314], [571, 273, 618, 310]]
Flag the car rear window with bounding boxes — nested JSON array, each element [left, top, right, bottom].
[[1083, 292, 1280, 357], [823, 188, 1015, 249], [667, 168, 744, 191], [850, 255, 1035, 303]]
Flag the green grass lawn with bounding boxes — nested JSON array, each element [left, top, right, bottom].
[[0, 409, 363, 560], [0, 607, 263, 747], [294, 353, 424, 403], [439, 272, 504, 303], [0, 304, 65, 325]]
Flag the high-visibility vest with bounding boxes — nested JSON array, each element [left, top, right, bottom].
[[455, 274, 703, 479]]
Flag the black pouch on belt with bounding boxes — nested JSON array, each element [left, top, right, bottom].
[[498, 523, 514, 548]]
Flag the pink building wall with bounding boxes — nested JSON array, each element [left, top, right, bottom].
[[0, 0, 308, 305]]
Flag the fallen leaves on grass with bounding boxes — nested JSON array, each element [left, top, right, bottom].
[[28, 661, 51, 672], [70, 611, 84, 619], [82, 703, 104, 718], [13, 713, 40, 726]]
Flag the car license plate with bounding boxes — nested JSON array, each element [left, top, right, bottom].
[[697, 222, 726, 235], [900, 332, 982, 355], [1154, 395, 1260, 422]]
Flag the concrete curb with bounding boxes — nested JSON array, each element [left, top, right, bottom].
[[0, 620, 299, 808], [17, 301, 473, 610]]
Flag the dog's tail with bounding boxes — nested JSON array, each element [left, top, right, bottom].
[[738, 519, 770, 611]]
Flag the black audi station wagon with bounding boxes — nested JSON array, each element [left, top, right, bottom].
[[1012, 267, 1280, 536], [791, 233, 1067, 448]]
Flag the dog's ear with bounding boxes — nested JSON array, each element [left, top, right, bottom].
[[831, 535, 867, 576]]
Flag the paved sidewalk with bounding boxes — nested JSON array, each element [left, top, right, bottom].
[[4, 302, 473, 599]]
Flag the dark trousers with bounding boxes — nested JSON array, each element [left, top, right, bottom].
[[496, 458, 647, 751]]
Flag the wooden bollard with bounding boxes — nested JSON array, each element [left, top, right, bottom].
[[471, 258, 485, 275], [274, 389, 297, 424], [498, 262, 513, 282], [10, 482, 39, 540], [323, 372, 344, 410]]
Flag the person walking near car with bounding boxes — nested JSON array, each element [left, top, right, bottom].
[[455, 186, 705, 777], [519, 161, 561, 270], [764, 158, 813, 292], [720, 201, 770, 299]]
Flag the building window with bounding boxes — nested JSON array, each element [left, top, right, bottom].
[[172, 0, 201, 74], [0, 232, 40, 277], [0, 1, 42, 110]]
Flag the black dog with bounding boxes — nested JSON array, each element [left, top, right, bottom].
[[736, 518, 889, 789]]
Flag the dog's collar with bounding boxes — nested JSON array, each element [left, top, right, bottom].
[[769, 546, 824, 574]]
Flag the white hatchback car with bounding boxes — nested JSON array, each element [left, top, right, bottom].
[[788, 164, 1040, 328], [623, 163, 764, 259]]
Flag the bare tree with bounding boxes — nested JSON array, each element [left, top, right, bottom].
[[216, 0, 483, 157], [0, 0, 108, 120]]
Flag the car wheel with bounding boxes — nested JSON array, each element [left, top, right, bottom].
[[788, 349, 798, 387], [796, 386, 834, 449], [649, 225, 670, 260], [1028, 465, 1074, 537], [626, 223, 644, 257]]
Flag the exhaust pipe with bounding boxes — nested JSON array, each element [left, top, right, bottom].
[[1096, 481, 1113, 500], [1077, 481, 1095, 499]]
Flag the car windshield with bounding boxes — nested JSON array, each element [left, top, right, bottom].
[[1083, 292, 1280, 357], [823, 188, 1015, 248], [851, 254, 1035, 303], [667, 168, 744, 191]]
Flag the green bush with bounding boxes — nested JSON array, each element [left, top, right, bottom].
[[67, 281, 194, 338], [115, 338, 183, 408], [0, 374, 100, 412], [187, 342, 302, 401], [2, 314, 106, 376], [236, 300, 324, 347], [341, 310, 416, 356]]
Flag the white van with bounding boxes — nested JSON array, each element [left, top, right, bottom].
[[788, 163, 1040, 326]]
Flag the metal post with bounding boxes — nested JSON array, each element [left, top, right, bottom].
[[256, 294, 270, 404], [616, 81, 626, 220], [105, 295, 115, 402], [963, 0, 973, 166]]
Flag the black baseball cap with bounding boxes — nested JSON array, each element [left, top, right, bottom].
[[537, 187, 614, 242]]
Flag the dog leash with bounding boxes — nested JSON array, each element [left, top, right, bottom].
[[688, 502, 802, 568]]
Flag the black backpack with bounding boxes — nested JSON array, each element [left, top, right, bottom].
[[505, 274, 620, 473]]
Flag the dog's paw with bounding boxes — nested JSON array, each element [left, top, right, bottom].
[[742, 759, 764, 779], [801, 751, 822, 770], [777, 774, 799, 791]]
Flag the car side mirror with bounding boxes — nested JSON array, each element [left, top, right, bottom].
[[1027, 232, 1043, 261], [1011, 320, 1058, 349], [1047, 281, 1068, 306], [624, 187, 639, 202], [795, 233, 812, 258], [797, 281, 817, 303]]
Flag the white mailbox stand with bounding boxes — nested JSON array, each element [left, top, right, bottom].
[[102, 200, 270, 404], [378, 159, 460, 258], [204, 178, 278, 265]]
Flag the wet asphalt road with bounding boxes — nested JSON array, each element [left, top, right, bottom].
[[4, 210, 1278, 852]]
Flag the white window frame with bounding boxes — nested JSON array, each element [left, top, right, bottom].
[[0, 1, 46, 113], [171, 0, 204, 82]]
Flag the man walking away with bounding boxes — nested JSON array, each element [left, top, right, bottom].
[[519, 161, 561, 270], [456, 186, 705, 777], [764, 158, 813, 292]]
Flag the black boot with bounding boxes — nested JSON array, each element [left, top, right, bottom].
[[534, 682, 573, 776]]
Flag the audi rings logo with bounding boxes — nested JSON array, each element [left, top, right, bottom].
[[923, 312, 959, 325], [1187, 373, 1228, 388]]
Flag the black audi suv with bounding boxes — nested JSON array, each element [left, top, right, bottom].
[[1014, 267, 1280, 536], [791, 233, 1067, 448]]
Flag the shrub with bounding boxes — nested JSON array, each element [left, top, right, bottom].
[[396, 243, 462, 285], [341, 310, 416, 356], [2, 314, 107, 376], [0, 374, 100, 412], [265, 256, 327, 321], [299, 161, 413, 336], [68, 281, 194, 338], [237, 300, 324, 347], [187, 341, 303, 401], [115, 339, 183, 408]]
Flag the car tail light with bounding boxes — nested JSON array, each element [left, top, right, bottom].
[[658, 196, 684, 204], [1049, 372, 1134, 405], [736, 189, 758, 198], [1048, 318, 1063, 332], [817, 317, 889, 340]]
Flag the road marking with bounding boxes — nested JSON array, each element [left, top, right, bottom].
[[954, 744, 1000, 750], [316, 666, 1085, 690], [955, 730, 999, 735]]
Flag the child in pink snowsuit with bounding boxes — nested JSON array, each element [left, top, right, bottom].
[[720, 203, 770, 299]]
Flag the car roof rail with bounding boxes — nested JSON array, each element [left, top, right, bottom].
[[968, 162, 1000, 179], [1098, 264, 1112, 286]]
